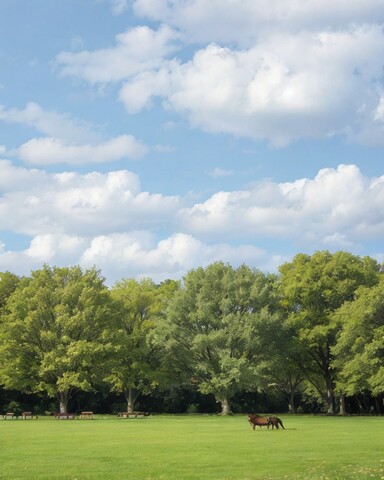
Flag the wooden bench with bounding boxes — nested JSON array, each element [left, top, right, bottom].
[[3, 412, 16, 420], [54, 413, 76, 420], [118, 411, 147, 419], [80, 411, 93, 419], [21, 411, 37, 419]]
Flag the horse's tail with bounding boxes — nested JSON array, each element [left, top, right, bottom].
[[278, 417, 285, 429]]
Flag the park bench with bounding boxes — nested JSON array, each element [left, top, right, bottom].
[[3, 412, 16, 419], [118, 411, 147, 419], [54, 413, 76, 420], [21, 411, 37, 419], [80, 411, 94, 419]]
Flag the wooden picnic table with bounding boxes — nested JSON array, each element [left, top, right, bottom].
[[54, 413, 76, 420], [118, 411, 147, 419], [21, 411, 37, 419], [3, 412, 16, 420], [80, 411, 94, 419]]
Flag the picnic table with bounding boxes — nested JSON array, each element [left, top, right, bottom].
[[3, 412, 16, 420], [54, 413, 76, 420], [21, 411, 37, 419], [80, 411, 94, 419], [118, 411, 147, 419]]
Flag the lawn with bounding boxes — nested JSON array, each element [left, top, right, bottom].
[[1, 414, 383, 479]]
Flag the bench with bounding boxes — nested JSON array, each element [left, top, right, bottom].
[[80, 411, 93, 419], [21, 411, 37, 419], [3, 412, 16, 420], [118, 412, 147, 419], [54, 413, 76, 420]]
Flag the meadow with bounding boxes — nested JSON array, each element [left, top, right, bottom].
[[1, 414, 383, 479]]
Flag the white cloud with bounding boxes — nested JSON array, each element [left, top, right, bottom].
[[110, 0, 129, 15], [0, 102, 149, 165], [0, 160, 178, 236], [0, 102, 96, 143], [17, 135, 148, 165], [209, 168, 234, 178], [55, 25, 180, 84], [52, 4, 384, 147], [0, 230, 270, 285], [118, 26, 384, 146], [0, 161, 383, 283], [133, 0, 384, 47], [180, 164, 384, 247]]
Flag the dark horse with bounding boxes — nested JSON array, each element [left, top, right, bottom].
[[248, 414, 285, 430], [248, 414, 271, 429], [268, 416, 285, 429]]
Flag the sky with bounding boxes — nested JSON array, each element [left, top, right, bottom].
[[0, 0, 384, 285]]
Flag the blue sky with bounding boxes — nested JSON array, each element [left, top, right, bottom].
[[1, 0, 384, 284]]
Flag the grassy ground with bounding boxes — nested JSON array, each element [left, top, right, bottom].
[[0, 414, 383, 479]]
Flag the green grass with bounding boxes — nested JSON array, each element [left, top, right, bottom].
[[1, 415, 383, 479]]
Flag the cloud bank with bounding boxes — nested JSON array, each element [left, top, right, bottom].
[[54, 2, 384, 146], [1, 161, 383, 283]]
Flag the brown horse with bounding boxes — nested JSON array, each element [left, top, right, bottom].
[[247, 414, 272, 430], [268, 416, 285, 429]]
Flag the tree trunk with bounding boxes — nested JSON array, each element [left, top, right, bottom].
[[125, 388, 138, 414], [326, 380, 336, 414], [288, 391, 297, 414], [219, 397, 232, 415], [59, 392, 69, 413], [338, 395, 346, 415]]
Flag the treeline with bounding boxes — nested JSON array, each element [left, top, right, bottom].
[[0, 250, 383, 416]]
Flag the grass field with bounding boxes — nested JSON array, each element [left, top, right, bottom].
[[1, 414, 383, 479]]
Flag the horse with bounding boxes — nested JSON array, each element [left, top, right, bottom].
[[247, 414, 272, 430], [268, 416, 285, 429]]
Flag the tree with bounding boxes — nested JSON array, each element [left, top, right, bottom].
[[155, 262, 279, 414], [279, 251, 380, 413], [333, 275, 384, 412], [0, 265, 113, 413], [106, 278, 179, 413], [256, 319, 304, 413], [0, 271, 21, 315]]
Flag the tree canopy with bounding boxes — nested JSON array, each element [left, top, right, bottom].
[[154, 262, 279, 414], [0, 265, 113, 413], [0, 251, 382, 415]]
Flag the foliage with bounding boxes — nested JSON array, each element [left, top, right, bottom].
[[0, 252, 383, 415], [154, 262, 279, 414], [0, 265, 113, 412], [279, 251, 380, 413], [106, 278, 179, 412], [333, 275, 384, 397], [0, 271, 21, 315]]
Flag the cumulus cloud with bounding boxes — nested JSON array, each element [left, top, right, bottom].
[[17, 135, 148, 165], [0, 161, 383, 283], [118, 27, 384, 146], [80, 232, 269, 282], [0, 160, 178, 236], [0, 102, 149, 165], [110, 0, 129, 15], [179, 164, 384, 247], [55, 25, 180, 84], [0, 102, 96, 144], [54, 3, 384, 146], [133, 0, 384, 46]]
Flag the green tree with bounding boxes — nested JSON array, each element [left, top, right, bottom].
[[0, 271, 21, 315], [106, 278, 179, 413], [257, 319, 304, 413], [155, 262, 279, 414], [333, 275, 384, 411], [279, 251, 379, 413], [0, 265, 113, 413]]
